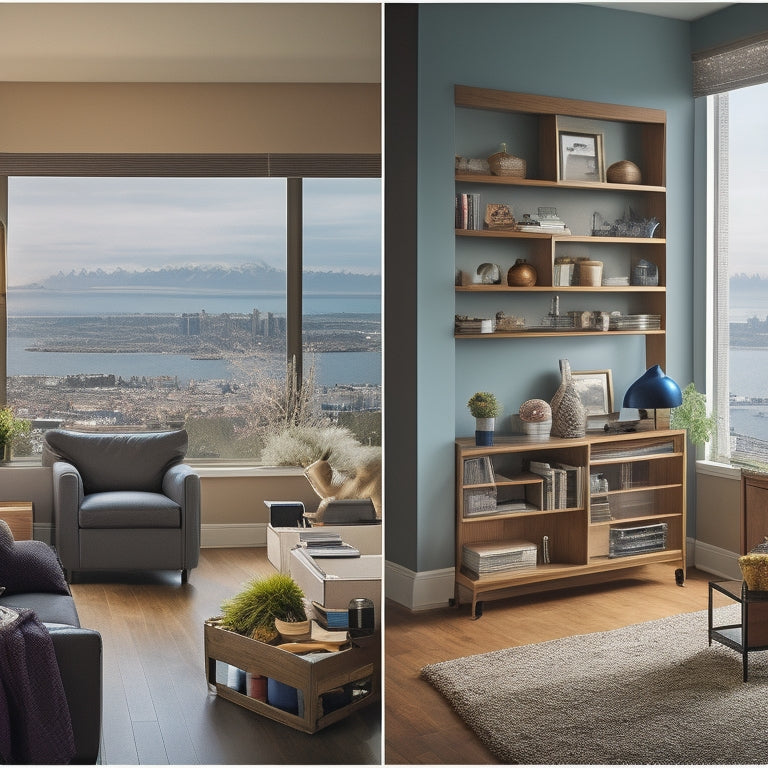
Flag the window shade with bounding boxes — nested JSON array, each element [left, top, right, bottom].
[[0, 153, 380, 178], [693, 31, 768, 97]]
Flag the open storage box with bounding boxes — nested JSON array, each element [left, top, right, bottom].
[[204, 621, 380, 733]]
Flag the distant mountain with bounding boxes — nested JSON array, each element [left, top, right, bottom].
[[16, 263, 381, 294]]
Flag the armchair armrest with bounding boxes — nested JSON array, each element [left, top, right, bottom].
[[48, 626, 102, 764], [163, 463, 201, 570], [51, 461, 84, 576]]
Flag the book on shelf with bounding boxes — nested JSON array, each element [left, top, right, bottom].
[[554, 462, 584, 508], [528, 460, 555, 509], [455, 193, 483, 231]]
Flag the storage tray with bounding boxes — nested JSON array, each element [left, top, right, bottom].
[[204, 622, 379, 733]]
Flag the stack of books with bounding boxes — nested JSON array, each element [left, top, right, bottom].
[[455, 193, 484, 230], [528, 460, 583, 510], [299, 531, 360, 558]]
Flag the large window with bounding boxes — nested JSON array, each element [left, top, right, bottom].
[[709, 82, 768, 467], [6, 175, 381, 460]]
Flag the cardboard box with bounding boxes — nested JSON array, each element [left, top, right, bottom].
[[204, 621, 379, 733], [267, 523, 382, 573], [289, 549, 382, 629]]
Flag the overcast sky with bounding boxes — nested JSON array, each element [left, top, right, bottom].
[[7, 177, 382, 285], [728, 81, 768, 277]]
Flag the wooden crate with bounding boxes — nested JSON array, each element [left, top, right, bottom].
[[203, 621, 379, 733], [0, 501, 33, 540]]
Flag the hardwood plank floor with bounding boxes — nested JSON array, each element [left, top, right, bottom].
[[69, 547, 381, 765], [384, 563, 713, 764]]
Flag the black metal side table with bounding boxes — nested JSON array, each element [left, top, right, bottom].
[[708, 579, 768, 681]]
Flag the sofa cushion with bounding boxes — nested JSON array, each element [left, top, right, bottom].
[[0, 592, 80, 627], [79, 492, 181, 528], [0, 521, 70, 597], [42, 429, 188, 494]]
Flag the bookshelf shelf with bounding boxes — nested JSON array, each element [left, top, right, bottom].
[[454, 85, 668, 370], [455, 430, 686, 618]]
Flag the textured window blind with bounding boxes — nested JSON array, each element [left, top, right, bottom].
[[0, 153, 380, 178], [693, 31, 768, 97]]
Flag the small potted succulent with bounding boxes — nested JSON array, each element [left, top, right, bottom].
[[468, 392, 501, 446]]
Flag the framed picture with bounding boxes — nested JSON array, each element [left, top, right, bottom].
[[572, 369, 614, 416], [559, 132, 605, 182]]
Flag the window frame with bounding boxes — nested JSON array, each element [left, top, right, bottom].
[[0, 153, 381, 458]]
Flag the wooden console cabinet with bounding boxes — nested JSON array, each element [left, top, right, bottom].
[[455, 430, 686, 618]]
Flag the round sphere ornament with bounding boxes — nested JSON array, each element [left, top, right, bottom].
[[507, 258, 537, 287], [519, 399, 551, 423], [607, 160, 642, 185]]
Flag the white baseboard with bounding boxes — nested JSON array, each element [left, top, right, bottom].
[[201, 523, 267, 548], [385, 560, 455, 611], [694, 539, 741, 580]]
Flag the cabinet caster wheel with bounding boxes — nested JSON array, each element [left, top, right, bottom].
[[675, 568, 685, 586]]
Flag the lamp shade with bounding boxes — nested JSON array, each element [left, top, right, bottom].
[[622, 365, 683, 409]]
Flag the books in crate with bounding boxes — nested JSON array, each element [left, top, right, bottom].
[[609, 522, 667, 558], [462, 539, 538, 578]]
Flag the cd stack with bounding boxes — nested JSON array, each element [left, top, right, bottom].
[[609, 523, 668, 558]]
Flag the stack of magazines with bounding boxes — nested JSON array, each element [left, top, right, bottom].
[[462, 539, 538, 577]]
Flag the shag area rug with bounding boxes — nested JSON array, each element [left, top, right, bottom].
[[421, 609, 768, 764]]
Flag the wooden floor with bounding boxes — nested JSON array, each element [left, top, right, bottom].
[[384, 563, 713, 764], [70, 547, 381, 765]]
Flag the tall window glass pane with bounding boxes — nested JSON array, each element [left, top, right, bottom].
[[717, 82, 768, 467], [302, 178, 382, 448], [7, 177, 287, 459]]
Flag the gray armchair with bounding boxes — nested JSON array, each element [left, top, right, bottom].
[[42, 429, 200, 583]]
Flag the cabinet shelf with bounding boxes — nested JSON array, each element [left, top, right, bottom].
[[456, 285, 665, 293], [589, 511, 681, 527], [455, 229, 665, 245], [591, 483, 682, 497], [455, 329, 665, 340], [455, 173, 666, 194]]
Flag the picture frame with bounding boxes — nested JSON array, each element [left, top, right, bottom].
[[572, 369, 614, 416], [559, 131, 605, 182]]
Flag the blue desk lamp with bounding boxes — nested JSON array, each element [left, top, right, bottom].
[[623, 365, 682, 429]]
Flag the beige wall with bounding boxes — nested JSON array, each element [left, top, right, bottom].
[[696, 470, 741, 553], [201, 472, 320, 526], [0, 82, 380, 154]]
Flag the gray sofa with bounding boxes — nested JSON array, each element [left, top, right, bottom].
[[43, 429, 201, 582], [0, 522, 102, 763]]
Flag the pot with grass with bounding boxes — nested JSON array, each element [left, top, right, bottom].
[[219, 573, 309, 713], [468, 392, 502, 446]]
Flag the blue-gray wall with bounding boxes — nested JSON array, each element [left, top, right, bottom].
[[384, 2, 768, 578]]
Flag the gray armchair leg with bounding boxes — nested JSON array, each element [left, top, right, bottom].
[[181, 569, 189, 584]]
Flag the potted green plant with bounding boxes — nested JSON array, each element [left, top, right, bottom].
[[219, 572, 307, 643], [670, 383, 715, 446], [0, 407, 31, 463], [467, 391, 501, 446]]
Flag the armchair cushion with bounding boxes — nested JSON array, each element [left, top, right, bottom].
[[42, 429, 188, 494], [0, 521, 69, 597], [79, 492, 181, 528]]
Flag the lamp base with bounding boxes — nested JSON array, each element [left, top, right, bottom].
[[637, 408, 671, 430]]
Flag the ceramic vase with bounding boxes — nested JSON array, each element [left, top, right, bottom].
[[550, 359, 586, 438], [475, 417, 495, 446]]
